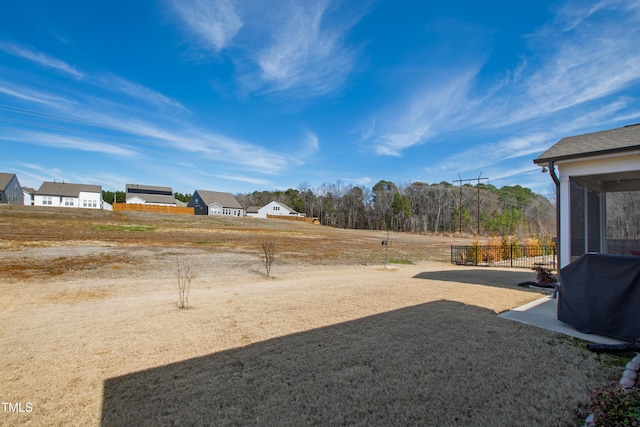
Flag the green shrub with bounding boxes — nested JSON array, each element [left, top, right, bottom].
[[466, 245, 481, 264], [589, 381, 640, 426], [532, 265, 557, 285]]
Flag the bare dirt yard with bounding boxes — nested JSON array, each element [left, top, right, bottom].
[[0, 206, 620, 426]]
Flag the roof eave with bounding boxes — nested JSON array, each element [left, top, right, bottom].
[[534, 146, 640, 166]]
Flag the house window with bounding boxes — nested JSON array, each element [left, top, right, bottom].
[[42, 196, 53, 205], [64, 198, 75, 207], [273, 206, 280, 211]]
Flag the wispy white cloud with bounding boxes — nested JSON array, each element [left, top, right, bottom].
[[168, 0, 367, 98], [488, 163, 542, 183], [0, 69, 294, 175], [0, 42, 186, 113], [421, 96, 640, 188], [339, 176, 371, 186], [370, 66, 481, 156], [290, 128, 321, 161], [424, 132, 553, 178], [212, 173, 272, 186], [0, 80, 78, 109], [117, 119, 293, 173], [13, 162, 64, 189], [365, 0, 640, 176], [95, 74, 187, 111], [0, 41, 83, 78], [250, 1, 359, 97], [1, 129, 139, 158], [168, 0, 243, 52], [15, 162, 129, 190], [488, 1, 640, 126], [542, 0, 635, 35], [304, 129, 320, 152]]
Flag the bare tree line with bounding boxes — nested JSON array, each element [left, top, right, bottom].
[[607, 192, 640, 240], [238, 180, 560, 239]]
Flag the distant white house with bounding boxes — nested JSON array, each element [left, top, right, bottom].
[[0, 173, 24, 205], [22, 187, 35, 206], [188, 190, 244, 216], [246, 201, 303, 218], [33, 181, 102, 209], [125, 184, 176, 206]]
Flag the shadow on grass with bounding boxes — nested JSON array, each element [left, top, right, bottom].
[[413, 268, 538, 290], [101, 300, 582, 426]]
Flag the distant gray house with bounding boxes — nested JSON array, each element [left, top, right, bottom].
[[125, 184, 176, 206], [33, 181, 102, 209], [0, 173, 24, 205], [187, 190, 244, 216]]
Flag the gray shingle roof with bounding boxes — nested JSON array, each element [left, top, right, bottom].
[[125, 183, 175, 205], [194, 190, 243, 209], [534, 123, 640, 165], [126, 193, 176, 205], [125, 184, 173, 194], [0, 173, 17, 190], [36, 182, 102, 197]]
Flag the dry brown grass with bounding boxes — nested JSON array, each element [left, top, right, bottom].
[[0, 206, 616, 426]]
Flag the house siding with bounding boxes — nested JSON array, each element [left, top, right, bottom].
[[188, 191, 209, 215], [34, 194, 65, 207], [33, 182, 103, 209], [249, 201, 300, 218], [78, 191, 102, 209], [187, 190, 244, 216], [0, 174, 24, 205], [23, 189, 34, 206]]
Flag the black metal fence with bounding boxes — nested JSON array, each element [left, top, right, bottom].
[[451, 245, 556, 270], [607, 239, 640, 256]]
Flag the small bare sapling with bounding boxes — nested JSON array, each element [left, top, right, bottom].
[[176, 258, 196, 309], [262, 241, 276, 277]]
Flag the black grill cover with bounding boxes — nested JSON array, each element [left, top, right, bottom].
[[558, 253, 640, 342]]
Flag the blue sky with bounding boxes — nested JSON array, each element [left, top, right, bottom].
[[1, 0, 640, 198]]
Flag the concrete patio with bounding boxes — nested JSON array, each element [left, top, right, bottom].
[[499, 295, 629, 344]]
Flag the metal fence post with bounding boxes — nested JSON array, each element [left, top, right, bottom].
[[510, 245, 513, 267]]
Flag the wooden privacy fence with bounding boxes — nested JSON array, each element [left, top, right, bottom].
[[266, 214, 320, 224], [451, 245, 556, 270], [113, 203, 194, 215]]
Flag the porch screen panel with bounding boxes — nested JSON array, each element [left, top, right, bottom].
[[587, 188, 601, 253], [570, 180, 586, 260]]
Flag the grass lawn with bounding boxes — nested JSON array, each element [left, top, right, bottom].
[[0, 206, 622, 426]]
